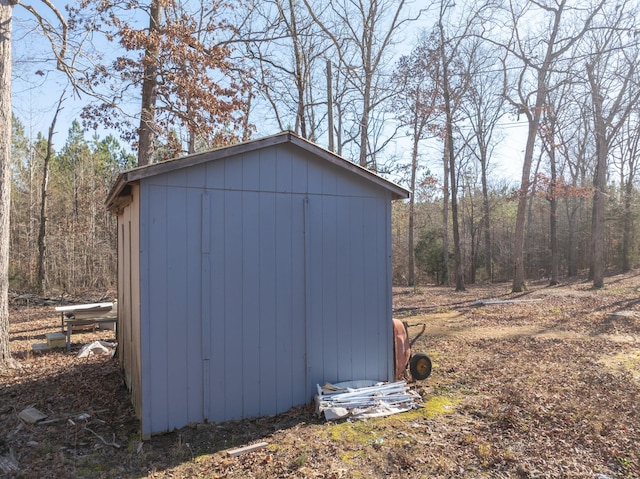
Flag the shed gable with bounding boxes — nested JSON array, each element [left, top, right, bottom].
[[145, 142, 391, 200]]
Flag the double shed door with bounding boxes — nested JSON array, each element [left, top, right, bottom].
[[201, 190, 308, 422]]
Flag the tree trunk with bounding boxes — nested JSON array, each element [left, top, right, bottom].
[[587, 63, 607, 289], [446, 128, 464, 291], [469, 207, 477, 284], [549, 172, 559, 286], [441, 146, 450, 286], [439, 19, 464, 292], [0, 0, 16, 370], [288, 0, 306, 138], [548, 121, 559, 286], [566, 200, 578, 277], [36, 97, 63, 294], [480, 142, 492, 281], [512, 92, 544, 292], [137, 0, 162, 166], [407, 111, 420, 287], [359, 71, 372, 169], [441, 94, 464, 291], [359, 19, 374, 170], [509, 0, 577, 292], [622, 178, 632, 272], [621, 132, 637, 272]]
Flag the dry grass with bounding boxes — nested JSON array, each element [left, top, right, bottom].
[[2, 272, 640, 478]]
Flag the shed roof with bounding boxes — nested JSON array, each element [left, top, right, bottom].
[[106, 131, 409, 211]]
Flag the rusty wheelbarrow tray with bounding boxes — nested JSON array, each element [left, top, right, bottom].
[[393, 318, 432, 381]]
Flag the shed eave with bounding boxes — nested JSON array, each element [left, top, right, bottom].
[[288, 134, 410, 200], [106, 174, 128, 212]]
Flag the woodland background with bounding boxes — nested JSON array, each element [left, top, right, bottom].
[[8, 0, 640, 296]]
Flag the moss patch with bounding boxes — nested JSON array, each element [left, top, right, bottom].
[[325, 420, 381, 445], [400, 394, 459, 420], [320, 394, 458, 450]]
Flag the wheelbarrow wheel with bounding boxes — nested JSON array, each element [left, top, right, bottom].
[[409, 353, 432, 380]]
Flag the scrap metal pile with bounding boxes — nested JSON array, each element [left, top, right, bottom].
[[315, 380, 422, 421]]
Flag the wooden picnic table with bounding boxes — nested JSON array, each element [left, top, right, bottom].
[[55, 302, 114, 332], [63, 313, 118, 352]]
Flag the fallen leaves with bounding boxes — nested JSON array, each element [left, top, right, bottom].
[[3, 273, 640, 477]]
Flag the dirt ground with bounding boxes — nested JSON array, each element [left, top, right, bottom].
[[2, 272, 640, 478]]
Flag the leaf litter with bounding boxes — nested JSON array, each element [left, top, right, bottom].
[[2, 272, 640, 478]]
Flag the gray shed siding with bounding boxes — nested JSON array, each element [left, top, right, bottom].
[[133, 142, 394, 435], [117, 185, 142, 419]]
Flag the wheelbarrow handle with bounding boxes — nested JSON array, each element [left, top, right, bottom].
[[402, 321, 427, 348]]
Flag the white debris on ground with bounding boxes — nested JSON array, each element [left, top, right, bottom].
[[315, 380, 422, 421], [76, 341, 117, 358]]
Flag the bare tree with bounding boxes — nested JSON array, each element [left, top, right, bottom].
[[457, 38, 506, 282], [392, 30, 442, 286], [1, 0, 67, 370], [435, 0, 491, 291], [583, 0, 640, 288], [0, 0, 13, 370], [35, 91, 65, 294], [560, 93, 593, 277], [538, 84, 566, 286], [616, 111, 640, 272], [438, 4, 464, 291], [539, 73, 595, 284], [238, 0, 330, 142], [492, 0, 605, 292], [301, 0, 426, 169]]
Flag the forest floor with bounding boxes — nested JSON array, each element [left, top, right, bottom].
[[2, 272, 640, 478]]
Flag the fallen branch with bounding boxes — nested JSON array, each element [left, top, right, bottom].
[[227, 442, 269, 457], [85, 426, 121, 448], [474, 299, 543, 306]]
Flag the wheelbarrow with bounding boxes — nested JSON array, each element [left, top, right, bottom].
[[393, 318, 432, 381]]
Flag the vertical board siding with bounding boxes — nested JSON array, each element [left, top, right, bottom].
[[222, 190, 244, 421], [142, 181, 207, 434], [139, 182, 152, 435], [336, 196, 353, 382], [165, 185, 190, 431], [362, 198, 379, 380], [258, 191, 278, 416], [289, 197, 307, 406], [241, 190, 261, 417], [186, 163, 206, 189], [276, 147, 293, 193], [133, 142, 394, 434], [306, 191, 392, 390], [209, 188, 226, 420], [146, 184, 170, 433], [198, 191, 210, 423], [321, 195, 338, 382], [259, 148, 277, 190], [348, 197, 366, 378], [275, 193, 294, 410], [118, 218, 129, 385], [205, 157, 225, 189], [384, 195, 394, 380], [206, 152, 308, 421], [118, 186, 142, 420], [130, 186, 142, 422]]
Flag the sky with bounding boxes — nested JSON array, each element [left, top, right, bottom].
[[11, 0, 529, 185]]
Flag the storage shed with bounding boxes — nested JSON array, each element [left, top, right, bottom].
[[106, 131, 409, 436]]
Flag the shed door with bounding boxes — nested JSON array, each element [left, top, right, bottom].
[[201, 191, 308, 422]]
